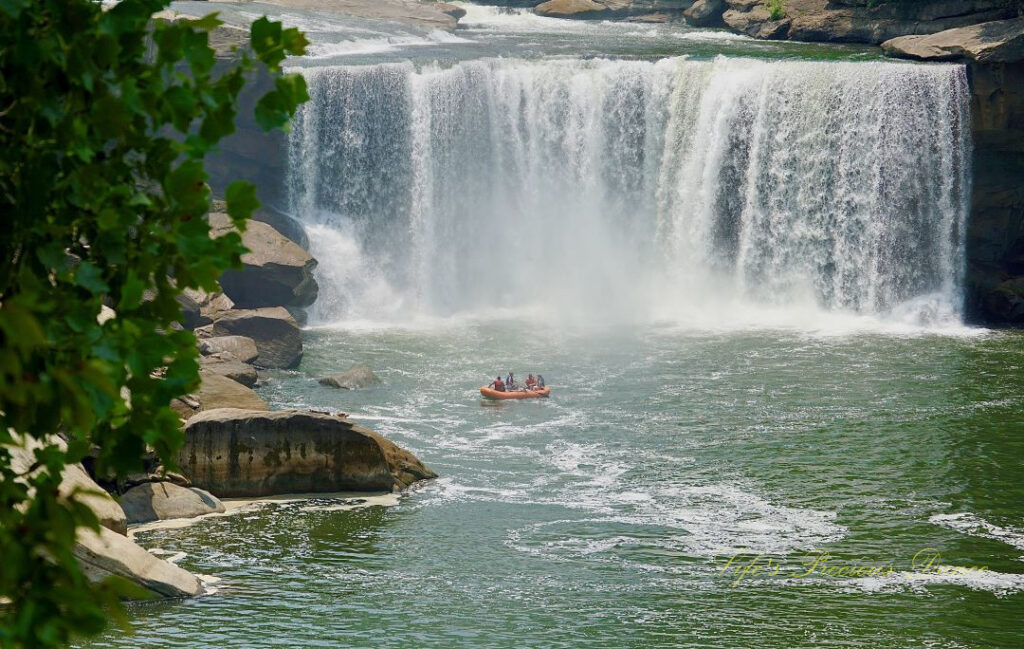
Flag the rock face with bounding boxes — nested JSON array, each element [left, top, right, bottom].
[[881, 16, 1024, 325], [535, 0, 693, 19], [198, 335, 259, 363], [183, 287, 236, 323], [9, 436, 128, 536], [684, 0, 726, 26], [120, 483, 226, 525], [210, 213, 318, 309], [882, 16, 1024, 62], [318, 364, 382, 390], [719, 0, 1019, 44], [75, 526, 203, 598], [179, 408, 437, 497], [211, 307, 303, 369]]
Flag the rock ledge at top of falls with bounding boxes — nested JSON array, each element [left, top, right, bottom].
[[711, 0, 1020, 44], [245, 0, 463, 32], [535, 0, 695, 20], [882, 16, 1024, 63], [179, 408, 437, 497]]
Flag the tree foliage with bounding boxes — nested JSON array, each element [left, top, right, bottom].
[[0, 1, 307, 646]]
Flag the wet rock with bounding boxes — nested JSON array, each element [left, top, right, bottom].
[[684, 0, 726, 26], [318, 364, 382, 390], [179, 408, 437, 497], [984, 277, 1024, 324], [882, 16, 1024, 63], [120, 483, 226, 525], [176, 291, 209, 330], [75, 526, 203, 598], [198, 335, 259, 363], [210, 213, 319, 309], [210, 307, 303, 369]]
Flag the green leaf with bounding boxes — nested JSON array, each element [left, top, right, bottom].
[[225, 181, 260, 222], [74, 262, 110, 295]]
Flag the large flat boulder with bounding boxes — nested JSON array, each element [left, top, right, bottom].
[[210, 307, 303, 369], [318, 364, 381, 390], [199, 357, 259, 388], [9, 436, 127, 536], [75, 526, 203, 598], [171, 371, 269, 420], [210, 212, 318, 309], [120, 483, 226, 525], [198, 335, 259, 363], [179, 409, 437, 497], [882, 16, 1024, 63]]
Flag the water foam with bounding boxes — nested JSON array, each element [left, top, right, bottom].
[[288, 56, 971, 331]]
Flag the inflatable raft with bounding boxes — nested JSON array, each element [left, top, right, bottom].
[[480, 386, 550, 400]]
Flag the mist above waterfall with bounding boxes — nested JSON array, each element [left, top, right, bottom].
[[287, 56, 970, 331]]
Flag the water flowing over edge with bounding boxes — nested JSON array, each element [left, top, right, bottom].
[[286, 56, 972, 334]]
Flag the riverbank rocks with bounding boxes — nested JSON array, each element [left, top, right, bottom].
[[882, 16, 1024, 63], [199, 335, 259, 363], [179, 408, 437, 497], [211, 307, 303, 369], [319, 364, 382, 390], [9, 436, 128, 535], [120, 483, 226, 525], [172, 371, 269, 419], [536, 0, 692, 20], [717, 0, 1019, 44], [684, 0, 726, 26], [199, 356, 259, 388], [210, 212, 319, 309], [75, 526, 203, 598]]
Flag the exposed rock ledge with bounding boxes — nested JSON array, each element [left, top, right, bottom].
[[882, 15, 1024, 62], [179, 409, 437, 497]]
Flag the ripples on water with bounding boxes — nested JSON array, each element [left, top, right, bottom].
[[82, 325, 1024, 649]]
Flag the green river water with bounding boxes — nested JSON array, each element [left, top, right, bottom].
[[86, 322, 1024, 648]]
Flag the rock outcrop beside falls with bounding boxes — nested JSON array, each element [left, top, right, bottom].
[[179, 409, 438, 497], [883, 17, 1024, 325]]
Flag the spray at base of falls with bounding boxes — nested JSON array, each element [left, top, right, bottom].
[[287, 56, 970, 331]]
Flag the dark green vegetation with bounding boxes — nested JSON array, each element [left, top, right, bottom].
[[0, 1, 307, 646]]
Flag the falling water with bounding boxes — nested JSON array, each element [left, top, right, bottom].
[[287, 56, 970, 327]]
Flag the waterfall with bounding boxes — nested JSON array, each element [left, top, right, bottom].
[[287, 56, 970, 327]]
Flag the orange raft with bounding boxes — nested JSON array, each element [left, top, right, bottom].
[[480, 386, 550, 400]]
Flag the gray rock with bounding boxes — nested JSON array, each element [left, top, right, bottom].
[[179, 408, 437, 497], [211, 307, 303, 369], [183, 287, 236, 322], [171, 371, 269, 420], [198, 335, 259, 363], [318, 364, 382, 390], [9, 435, 128, 536], [882, 16, 1024, 63], [199, 358, 259, 388], [210, 213, 319, 309], [120, 483, 226, 525], [75, 526, 203, 598], [684, 0, 726, 26], [176, 291, 210, 330]]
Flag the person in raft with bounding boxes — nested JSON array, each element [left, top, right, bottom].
[[506, 371, 517, 390], [525, 374, 537, 390], [489, 376, 506, 392], [537, 374, 545, 388]]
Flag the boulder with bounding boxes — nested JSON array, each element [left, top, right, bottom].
[[171, 371, 269, 420], [183, 287, 236, 322], [8, 436, 128, 536], [252, 205, 310, 251], [198, 335, 259, 363], [75, 526, 203, 598], [175, 291, 209, 330], [210, 212, 319, 309], [179, 408, 437, 497], [120, 483, 226, 525], [199, 357, 259, 388], [882, 16, 1024, 63], [210, 307, 303, 369], [684, 0, 726, 26], [318, 364, 382, 390], [536, 0, 611, 18]]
